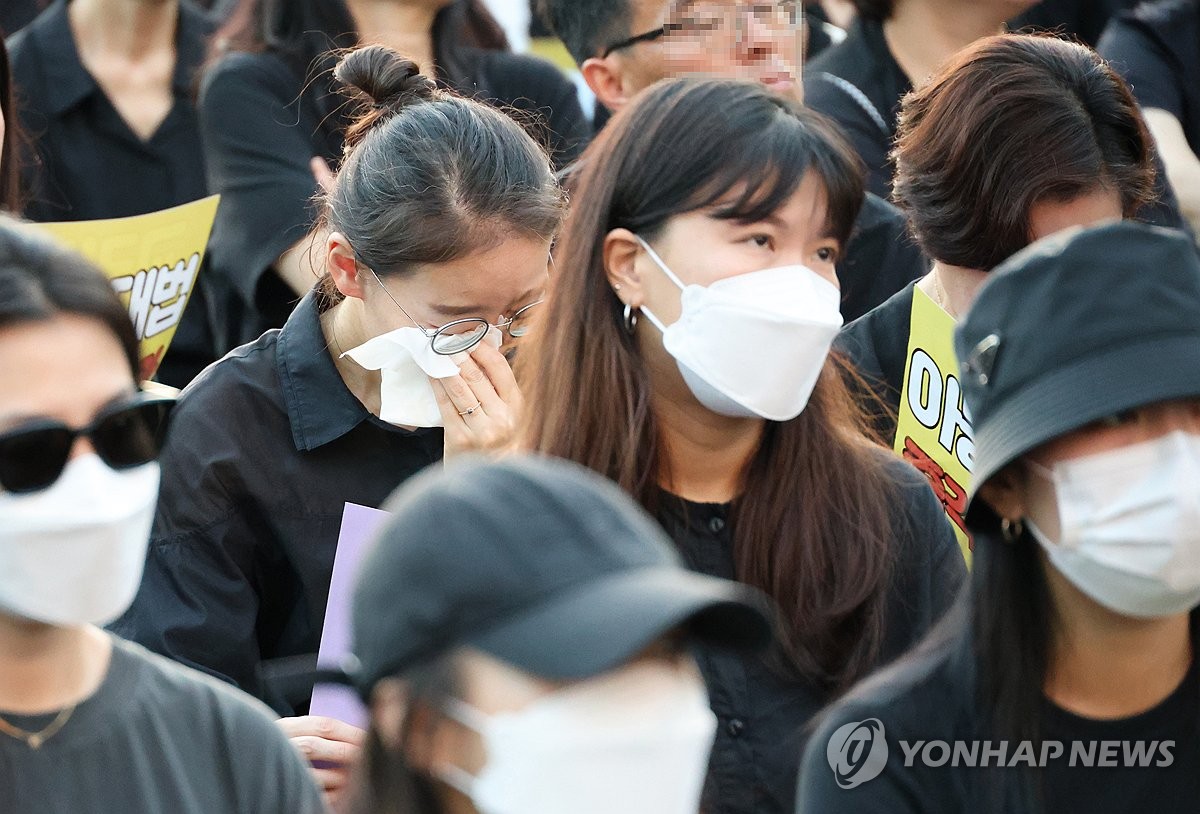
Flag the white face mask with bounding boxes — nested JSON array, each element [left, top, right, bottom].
[[436, 661, 717, 814], [0, 454, 160, 626], [635, 237, 843, 421], [1026, 430, 1200, 618], [341, 327, 502, 428]]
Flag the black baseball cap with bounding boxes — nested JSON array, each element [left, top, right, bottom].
[[955, 221, 1200, 514], [347, 454, 774, 697]]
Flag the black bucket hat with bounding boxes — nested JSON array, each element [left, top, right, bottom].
[[955, 221, 1200, 517], [346, 454, 774, 698]]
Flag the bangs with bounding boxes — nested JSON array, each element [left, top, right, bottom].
[[679, 114, 863, 246]]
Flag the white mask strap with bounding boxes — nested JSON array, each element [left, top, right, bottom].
[[634, 235, 688, 291]]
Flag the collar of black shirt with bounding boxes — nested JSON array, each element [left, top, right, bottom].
[[28, 0, 212, 117], [275, 291, 385, 452]]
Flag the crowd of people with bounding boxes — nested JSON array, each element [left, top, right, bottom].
[[1, 1, 1199, 813]]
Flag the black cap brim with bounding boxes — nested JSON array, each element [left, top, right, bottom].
[[465, 566, 775, 680], [969, 331, 1200, 517]]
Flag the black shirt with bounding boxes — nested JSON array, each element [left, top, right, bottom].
[[840, 194, 927, 323], [6, 0, 216, 388], [198, 48, 589, 345], [110, 291, 445, 715], [805, 18, 906, 201], [1100, 0, 1200, 158], [1013, 0, 1141, 47], [835, 280, 916, 442], [797, 636, 1200, 813], [805, 16, 1191, 235], [656, 451, 967, 814]]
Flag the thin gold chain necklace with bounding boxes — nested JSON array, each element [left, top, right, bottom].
[[0, 705, 77, 750]]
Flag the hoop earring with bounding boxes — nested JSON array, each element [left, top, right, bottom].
[[623, 303, 639, 335], [1001, 518, 1025, 544]]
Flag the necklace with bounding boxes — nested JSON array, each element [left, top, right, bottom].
[[0, 705, 77, 750], [932, 271, 952, 316]]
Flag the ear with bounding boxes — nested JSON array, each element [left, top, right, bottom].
[[581, 56, 630, 113], [370, 679, 410, 752], [603, 228, 645, 308], [327, 231, 367, 300], [976, 465, 1028, 524]]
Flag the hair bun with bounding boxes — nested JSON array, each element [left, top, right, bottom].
[[335, 45, 438, 113]]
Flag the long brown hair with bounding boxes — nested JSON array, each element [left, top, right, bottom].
[[521, 79, 898, 690], [0, 38, 21, 212]]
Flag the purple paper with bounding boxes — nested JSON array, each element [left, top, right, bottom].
[[309, 503, 392, 729]]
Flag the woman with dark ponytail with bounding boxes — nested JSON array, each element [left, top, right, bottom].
[[113, 45, 564, 807], [200, 0, 588, 344]]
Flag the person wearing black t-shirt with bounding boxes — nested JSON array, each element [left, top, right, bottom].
[[806, 0, 1186, 237], [199, 0, 587, 345], [536, 0, 931, 322], [798, 222, 1200, 814], [1100, 0, 1200, 237], [6, 0, 218, 389], [837, 34, 1159, 443]]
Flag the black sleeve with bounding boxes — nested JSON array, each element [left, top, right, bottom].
[[838, 193, 928, 323], [110, 373, 267, 698], [197, 53, 320, 321], [1099, 16, 1184, 118], [804, 73, 894, 199], [796, 697, 943, 814], [478, 52, 592, 170]]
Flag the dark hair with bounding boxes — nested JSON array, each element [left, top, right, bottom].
[[0, 38, 20, 212], [213, 0, 507, 92], [892, 33, 1156, 271], [319, 46, 563, 300], [536, 0, 633, 64], [521, 79, 907, 691], [0, 217, 139, 377], [851, 0, 894, 20], [348, 656, 460, 814]]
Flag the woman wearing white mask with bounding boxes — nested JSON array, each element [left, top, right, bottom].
[[799, 221, 1200, 813], [519, 78, 967, 814], [340, 454, 774, 814], [112, 44, 563, 799], [0, 221, 323, 813]]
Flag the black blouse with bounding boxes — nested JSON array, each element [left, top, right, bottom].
[[655, 451, 966, 814], [198, 47, 588, 346], [111, 291, 445, 715]]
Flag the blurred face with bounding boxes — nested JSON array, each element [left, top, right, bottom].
[[376, 644, 706, 814], [594, 0, 803, 110], [336, 235, 552, 357]]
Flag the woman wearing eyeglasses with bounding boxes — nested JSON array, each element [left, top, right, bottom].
[[113, 44, 563, 805], [0, 221, 323, 813]]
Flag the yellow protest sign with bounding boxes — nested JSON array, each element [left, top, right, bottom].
[[32, 195, 220, 382], [893, 286, 975, 565]]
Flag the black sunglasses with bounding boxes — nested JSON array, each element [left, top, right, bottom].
[[0, 393, 176, 495]]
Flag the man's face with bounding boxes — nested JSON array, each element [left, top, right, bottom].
[[619, 1, 803, 101]]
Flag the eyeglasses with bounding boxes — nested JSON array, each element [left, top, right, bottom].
[[0, 393, 175, 495], [369, 269, 542, 356], [603, 1, 802, 57]]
